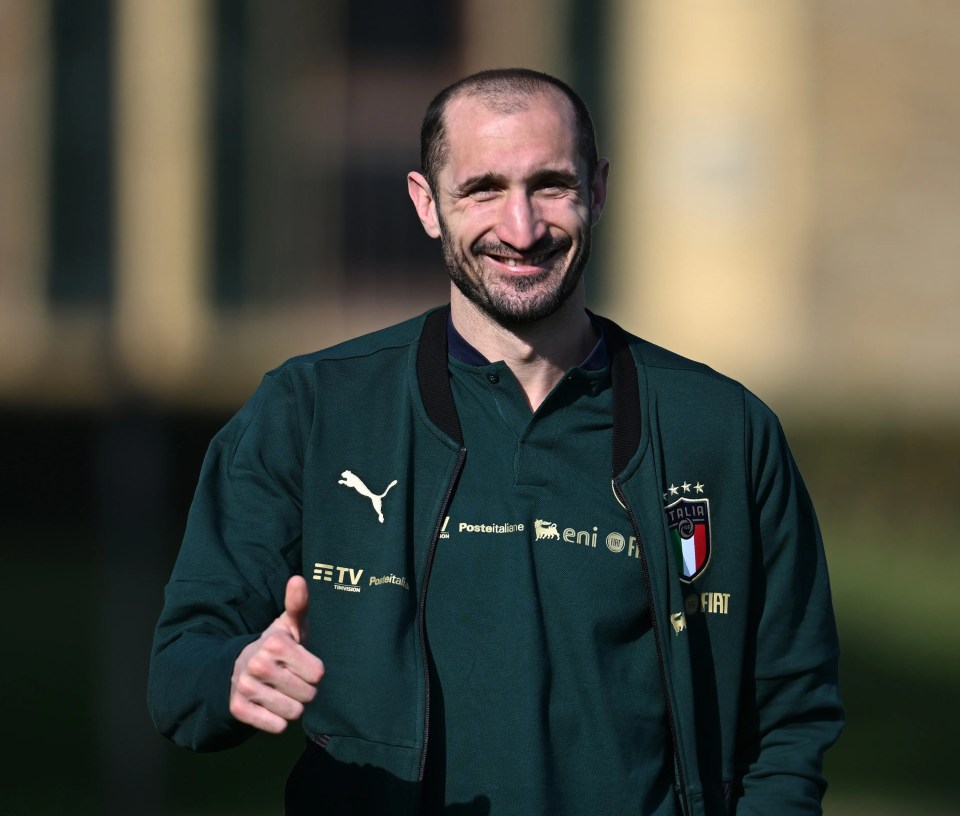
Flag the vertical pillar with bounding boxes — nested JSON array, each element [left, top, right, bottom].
[[605, 0, 812, 387], [114, 0, 210, 393], [107, 2, 210, 811], [0, 0, 50, 386]]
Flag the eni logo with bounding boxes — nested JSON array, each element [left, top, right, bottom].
[[534, 519, 560, 540], [338, 470, 397, 523]]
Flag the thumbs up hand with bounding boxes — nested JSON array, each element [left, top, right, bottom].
[[229, 575, 325, 734]]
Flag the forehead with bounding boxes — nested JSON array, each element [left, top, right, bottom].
[[439, 89, 581, 181]]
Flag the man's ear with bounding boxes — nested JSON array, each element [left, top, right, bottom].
[[590, 158, 610, 226], [407, 172, 441, 238]]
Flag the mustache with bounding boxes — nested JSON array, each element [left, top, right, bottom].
[[471, 235, 572, 259]]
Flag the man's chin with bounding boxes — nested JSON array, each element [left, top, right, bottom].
[[446, 251, 583, 324], [477, 286, 573, 325]]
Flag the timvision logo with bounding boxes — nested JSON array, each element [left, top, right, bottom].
[[312, 562, 364, 593]]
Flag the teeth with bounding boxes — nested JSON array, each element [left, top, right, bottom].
[[500, 252, 550, 267]]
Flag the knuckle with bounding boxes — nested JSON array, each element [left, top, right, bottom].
[[246, 653, 272, 679], [261, 633, 286, 655], [234, 673, 258, 697], [228, 695, 248, 720]]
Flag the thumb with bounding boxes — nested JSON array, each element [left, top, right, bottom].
[[283, 574, 310, 643]]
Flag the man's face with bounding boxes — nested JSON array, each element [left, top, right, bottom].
[[411, 90, 607, 325]]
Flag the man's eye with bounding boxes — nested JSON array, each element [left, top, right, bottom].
[[536, 184, 568, 198], [469, 188, 498, 201], [535, 179, 575, 196]]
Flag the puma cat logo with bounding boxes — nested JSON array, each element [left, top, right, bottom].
[[338, 470, 398, 523]]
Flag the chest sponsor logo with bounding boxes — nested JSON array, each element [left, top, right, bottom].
[[665, 496, 712, 583], [312, 562, 364, 593], [670, 591, 732, 634], [458, 521, 525, 534], [533, 519, 643, 560], [368, 573, 410, 590], [450, 516, 642, 561], [312, 562, 410, 594]]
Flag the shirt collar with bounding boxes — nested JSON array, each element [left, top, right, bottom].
[[447, 312, 609, 371]]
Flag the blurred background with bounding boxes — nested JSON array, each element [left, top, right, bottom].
[[1, 0, 957, 813]]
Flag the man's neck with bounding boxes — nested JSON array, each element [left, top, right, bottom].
[[449, 291, 599, 412]]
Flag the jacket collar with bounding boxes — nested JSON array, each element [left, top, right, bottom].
[[416, 305, 642, 475]]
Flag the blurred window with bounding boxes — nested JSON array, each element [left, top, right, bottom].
[[209, 0, 460, 307], [48, 0, 114, 305]]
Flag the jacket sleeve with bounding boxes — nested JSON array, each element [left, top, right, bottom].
[[147, 369, 308, 751], [735, 394, 844, 814]]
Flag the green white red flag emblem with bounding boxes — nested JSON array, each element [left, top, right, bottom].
[[665, 497, 712, 583]]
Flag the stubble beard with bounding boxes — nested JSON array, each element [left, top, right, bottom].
[[438, 213, 593, 326]]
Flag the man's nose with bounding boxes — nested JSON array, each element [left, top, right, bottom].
[[495, 189, 547, 250]]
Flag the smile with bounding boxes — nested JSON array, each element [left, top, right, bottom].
[[491, 249, 557, 268]]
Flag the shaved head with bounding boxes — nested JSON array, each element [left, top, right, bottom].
[[419, 68, 599, 197]]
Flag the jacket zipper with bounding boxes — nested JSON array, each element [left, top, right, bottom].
[[613, 478, 690, 816], [417, 446, 467, 788]]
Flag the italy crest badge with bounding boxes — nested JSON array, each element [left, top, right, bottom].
[[665, 497, 712, 583]]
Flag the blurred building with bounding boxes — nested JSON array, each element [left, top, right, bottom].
[[605, 0, 960, 424], [2, 0, 958, 422], [0, 0, 598, 412]]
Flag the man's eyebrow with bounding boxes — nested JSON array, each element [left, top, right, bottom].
[[529, 168, 582, 187], [452, 168, 582, 196], [452, 173, 508, 196]]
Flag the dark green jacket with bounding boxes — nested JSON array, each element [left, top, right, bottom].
[[148, 307, 843, 815]]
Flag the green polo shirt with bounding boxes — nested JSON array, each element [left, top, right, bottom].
[[422, 339, 676, 815]]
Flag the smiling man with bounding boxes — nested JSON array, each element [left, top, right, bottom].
[[149, 69, 843, 815], [407, 78, 607, 412]]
